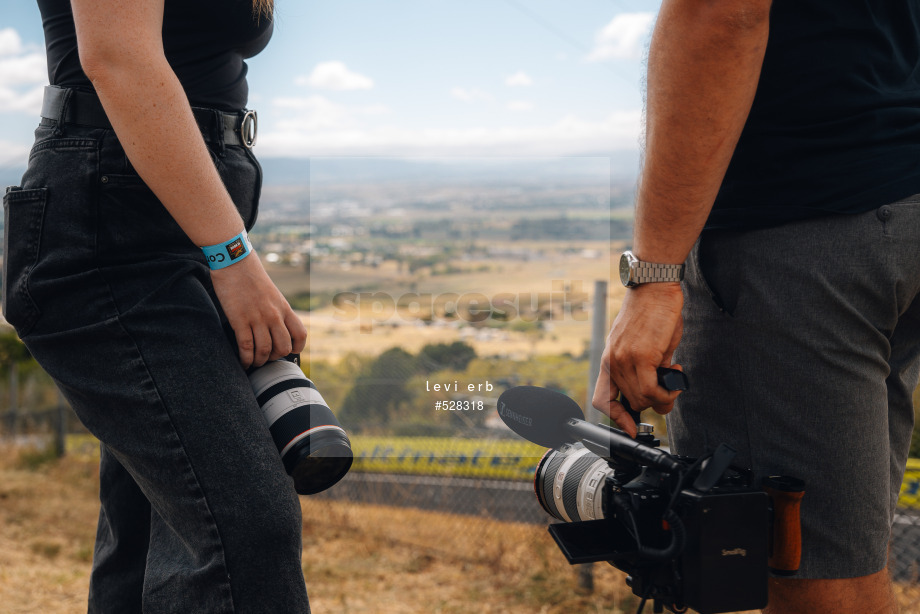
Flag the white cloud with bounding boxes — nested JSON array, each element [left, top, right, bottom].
[[505, 71, 533, 87], [585, 13, 655, 62], [271, 95, 390, 133], [274, 95, 350, 130], [0, 138, 29, 166], [359, 104, 390, 116], [506, 100, 533, 112], [257, 108, 642, 158], [0, 85, 45, 114], [296, 61, 374, 91], [0, 54, 48, 86], [0, 28, 24, 58], [0, 28, 48, 115], [451, 87, 492, 103]]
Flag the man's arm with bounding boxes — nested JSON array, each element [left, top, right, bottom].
[[593, 0, 772, 436], [71, 0, 306, 368]]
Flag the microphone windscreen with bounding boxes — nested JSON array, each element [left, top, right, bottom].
[[497, 386, 585, 447]]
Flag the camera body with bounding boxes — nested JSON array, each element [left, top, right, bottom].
[[541, 440, 769, 613], [496, 384, 803, 614]]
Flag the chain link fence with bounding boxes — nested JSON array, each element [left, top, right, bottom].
[[299, 439, 920, 611], [3, 366, 920, 612]]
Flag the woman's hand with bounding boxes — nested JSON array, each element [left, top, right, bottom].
[[210, 254, 307, 369]]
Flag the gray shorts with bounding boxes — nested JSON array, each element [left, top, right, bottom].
[[669, 196, 920, 579]]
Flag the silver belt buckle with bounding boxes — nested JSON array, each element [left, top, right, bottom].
[[240, 110, 258, 149]]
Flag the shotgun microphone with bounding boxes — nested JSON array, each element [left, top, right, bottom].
[[496, 385, 680, 472], [495, 385, 581, 448]]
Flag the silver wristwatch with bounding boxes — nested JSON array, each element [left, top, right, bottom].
[[619, 250, 685, 288]]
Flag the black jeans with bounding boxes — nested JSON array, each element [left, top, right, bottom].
[[3, 117, 309, 612]]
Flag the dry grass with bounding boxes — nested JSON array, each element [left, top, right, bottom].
[[298, 498, 638, 614], [0, 444, 639, 613], [267, 248, 625, 362], [0, 446, 98, 614], [1, 444, 919, 613]]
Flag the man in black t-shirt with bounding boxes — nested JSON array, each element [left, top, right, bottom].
[[592, 1, 920, 612]]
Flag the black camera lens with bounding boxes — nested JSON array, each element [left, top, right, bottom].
[[534, 442, 611, 522], [248, 357, 353, 495]]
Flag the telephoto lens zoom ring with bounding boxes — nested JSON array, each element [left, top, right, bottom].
[[248, 358, 353, 495]]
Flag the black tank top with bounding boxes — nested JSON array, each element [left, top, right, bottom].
[[37, 0, 272, 111], [707, 1, 920, 229]]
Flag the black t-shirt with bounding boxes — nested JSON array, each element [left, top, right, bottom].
[[37, 0, 272, 111], [708, 1, 920, 229]]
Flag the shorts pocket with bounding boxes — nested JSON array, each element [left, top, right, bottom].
[[3, 187, 48, 336], [693, 232, 739, 317]]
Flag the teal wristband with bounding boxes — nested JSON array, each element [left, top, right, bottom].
[[202, 231, 253, 270]]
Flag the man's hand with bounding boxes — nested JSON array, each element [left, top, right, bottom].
[[592, 282, 684, 437], [210, 254, 307, 369]]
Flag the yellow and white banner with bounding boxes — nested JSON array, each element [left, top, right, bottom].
[[66, 433, 920, 509], [351, 436, 546, 481], [898, 457, 920, 510]]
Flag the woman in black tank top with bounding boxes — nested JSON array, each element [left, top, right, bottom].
[[6, 1, 311, 611]]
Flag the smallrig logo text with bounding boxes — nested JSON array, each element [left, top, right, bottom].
[[333, 279, 590, 332]]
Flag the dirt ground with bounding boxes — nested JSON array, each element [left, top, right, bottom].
[[1, 445, 918, 614], [0, 445, 638, 614]]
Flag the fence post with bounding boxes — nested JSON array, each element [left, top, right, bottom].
[[584, 280, 608, 425], [54, 388, 67, 458], [8, 361, 18, 437], [576, 280, 609, 594]]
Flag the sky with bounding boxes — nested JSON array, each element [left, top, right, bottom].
[[1, 0, 661, 168]]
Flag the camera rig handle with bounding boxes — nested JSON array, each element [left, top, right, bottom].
[[619, 367, 689, 425], [763, 476, 806, 575]]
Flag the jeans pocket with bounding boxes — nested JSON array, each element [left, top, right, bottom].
[[3, 187, 47, 336], [96, 174, 193, 263], [240, 147, 262, 230]]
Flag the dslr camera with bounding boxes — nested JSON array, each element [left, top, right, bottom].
[[497, 372, 804, 614]]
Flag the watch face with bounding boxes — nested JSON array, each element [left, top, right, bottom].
[[619, 251, 634, 287]]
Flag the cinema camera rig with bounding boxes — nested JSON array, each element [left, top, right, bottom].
[[497, 370, 805, 614]]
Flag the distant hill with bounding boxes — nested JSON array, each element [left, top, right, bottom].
[[263, 153, 639, 186], [0, 151, 640, 190]]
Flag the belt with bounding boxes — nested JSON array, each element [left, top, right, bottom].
[[39, 85, 258, 149]]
